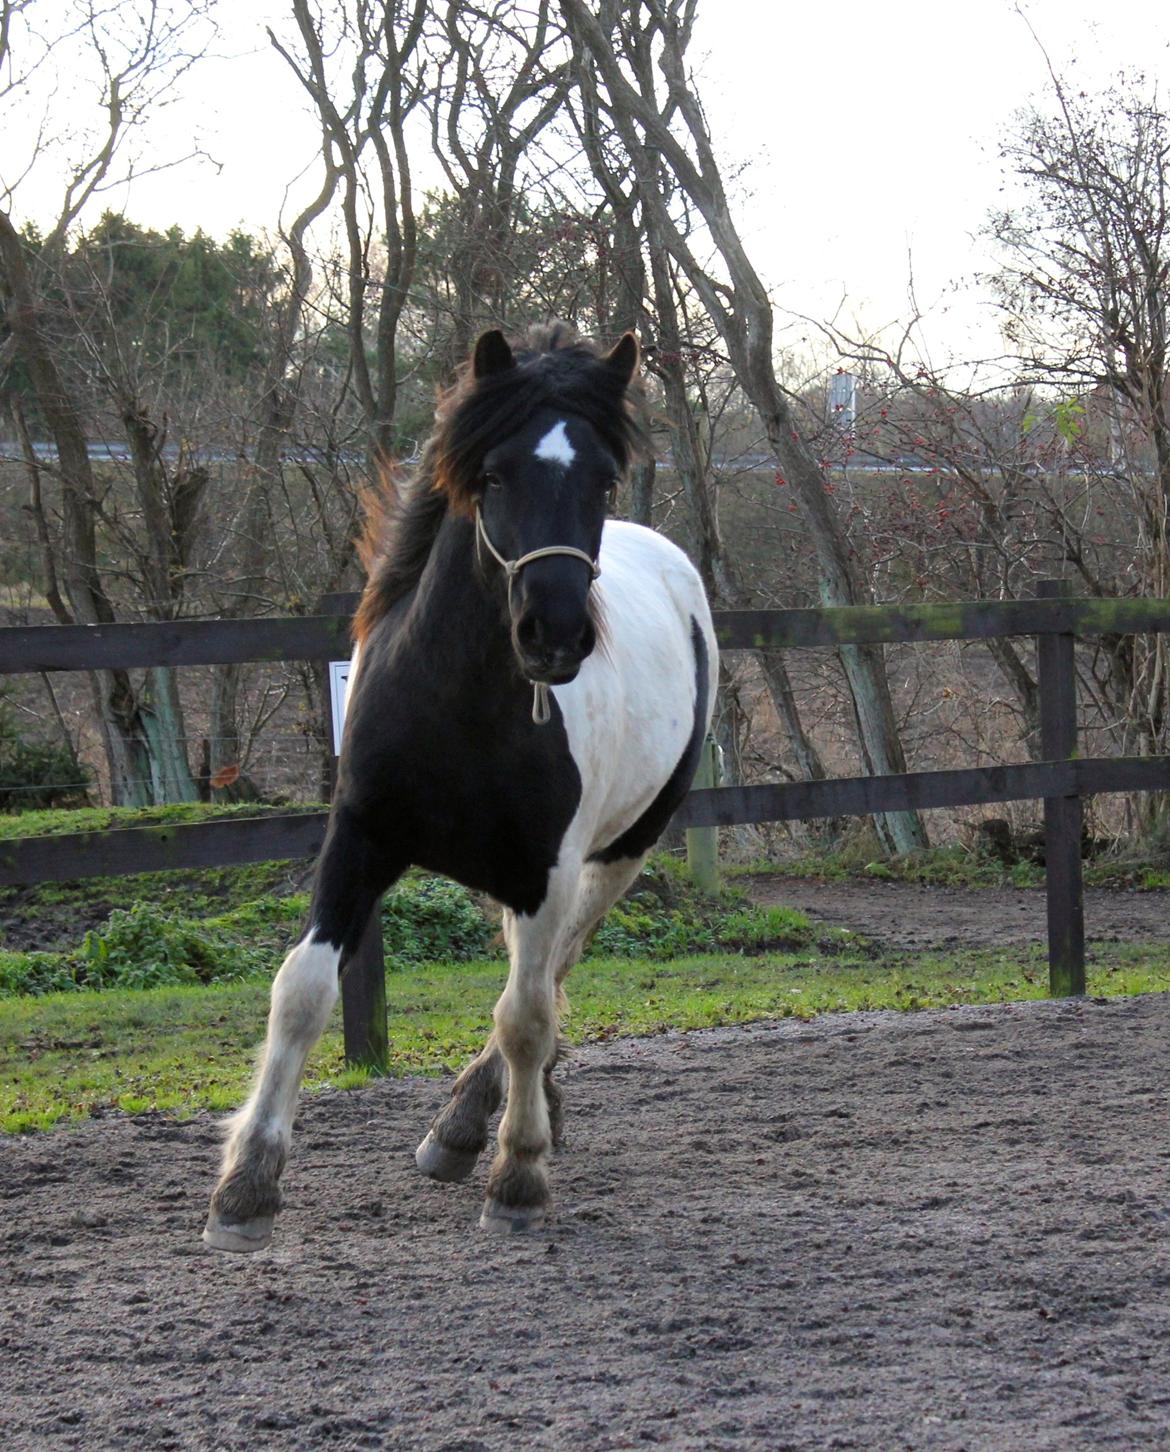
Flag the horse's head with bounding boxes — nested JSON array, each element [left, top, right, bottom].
[[458, 327, 641, 688]]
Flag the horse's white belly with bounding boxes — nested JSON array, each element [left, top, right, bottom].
[[553, 521, 715, 857]]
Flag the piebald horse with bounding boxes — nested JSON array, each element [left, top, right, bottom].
[[204, 325, 717, 1248]]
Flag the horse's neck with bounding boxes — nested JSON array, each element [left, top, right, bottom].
[[408, 512, 512, 669]]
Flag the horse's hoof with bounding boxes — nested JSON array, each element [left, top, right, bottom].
[[202, 1211, 275, 1253], [415, 1131, 480, 1183], [479, 1198, 547, 1234]]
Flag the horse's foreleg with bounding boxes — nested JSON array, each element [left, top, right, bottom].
[[416, 907, 522, 1181], [418, 847, 650, 1213], [481, 875, 577, 1233], [204, 814, 398, 1253], [542, 854, 649, 1152], [556, 854, 649, 987], [203, 929, 342, 1252]]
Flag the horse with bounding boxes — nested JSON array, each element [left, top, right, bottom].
[[203, 324, 718, 1250]]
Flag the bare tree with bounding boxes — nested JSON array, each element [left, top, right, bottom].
[[810, 66, 1170, 838], [269, 0, 430, 466], [416, 1, 574, 367], [987, 69, 1170, 821], [561, 0, 924, 851], [0, 0, 218, 802]]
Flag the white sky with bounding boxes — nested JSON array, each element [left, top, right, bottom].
[[6, 0, 1170, 364]]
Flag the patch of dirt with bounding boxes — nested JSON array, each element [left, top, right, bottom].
[[0, 894, 115, 953], [0, 861, 313, 954], [745, 874, 1170, 951], [6, 993, 1170, 1449]]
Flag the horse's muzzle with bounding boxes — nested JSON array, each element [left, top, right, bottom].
[[517, 646, 586, 686], [514, 613, 595, 686]]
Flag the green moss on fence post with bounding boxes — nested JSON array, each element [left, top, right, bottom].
[[686, 737, 720, 896]]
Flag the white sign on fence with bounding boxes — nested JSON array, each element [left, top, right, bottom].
[[329, 659, 352, 755]]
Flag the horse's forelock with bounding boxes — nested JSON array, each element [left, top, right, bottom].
[[433, 332, 645, 513], [354, 327, 644, 643]]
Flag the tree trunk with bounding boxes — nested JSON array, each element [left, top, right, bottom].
[[1, 210, 183, 805], [139, 668, 199, 802], [562, 0, 925, 854]]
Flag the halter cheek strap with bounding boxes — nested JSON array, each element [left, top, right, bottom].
[[474, 505, 601, 725]]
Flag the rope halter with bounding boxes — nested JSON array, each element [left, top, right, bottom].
[[474, 505, 601, 725]]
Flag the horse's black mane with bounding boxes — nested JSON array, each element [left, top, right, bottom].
[[353, 323, 644, 645]]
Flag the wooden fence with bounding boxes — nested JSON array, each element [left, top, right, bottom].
[[3, 579, 1169, 1070]]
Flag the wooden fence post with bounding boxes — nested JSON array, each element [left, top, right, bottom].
[[341, 900, 389, 1072], [1036, 578, 1086, 997], [686, 736, 720, 894], [325, 654, 388, 1071]]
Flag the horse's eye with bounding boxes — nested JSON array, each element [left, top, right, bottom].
[[483, 471, 502, 491]]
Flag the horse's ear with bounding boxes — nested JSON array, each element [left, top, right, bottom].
[[603, 331, 640, 387], [473, 329, 515, 379]]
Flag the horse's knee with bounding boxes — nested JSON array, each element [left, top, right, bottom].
[[270, 933, 340, 1040], [494, 983, 556, 1071]]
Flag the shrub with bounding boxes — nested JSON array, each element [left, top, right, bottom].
[[381, 876, 495, 965], [0, 699, 90, 812], [0, 950, 80, 996], [76, 905, 216, 989], [0, 856, 819, 998]]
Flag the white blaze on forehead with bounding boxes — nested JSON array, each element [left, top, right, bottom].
[[534, 419, 576, 468]]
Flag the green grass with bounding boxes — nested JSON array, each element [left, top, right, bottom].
[[0, 801, 325, 839], [4, 809, 1169, 1136], [5, 942, 1170, 1134], [727, 845, 1038, 887]]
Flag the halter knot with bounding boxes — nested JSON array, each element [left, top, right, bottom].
[[474, 506, 601, 725]]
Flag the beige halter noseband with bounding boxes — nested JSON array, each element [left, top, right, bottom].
[[474, 505, 601, 725]]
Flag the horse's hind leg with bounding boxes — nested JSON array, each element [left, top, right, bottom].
[[416, 1035, 505, 1182], [416, 907, 523, 1182], [204, 815, 400, 1253]]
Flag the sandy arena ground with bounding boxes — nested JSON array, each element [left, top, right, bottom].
[[5, 975, 1170, 1450]]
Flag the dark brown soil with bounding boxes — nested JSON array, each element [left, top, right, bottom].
[[0, 861, 312, 955], [745, 875, 1170, 952], [6, 989, 1170, 1450]]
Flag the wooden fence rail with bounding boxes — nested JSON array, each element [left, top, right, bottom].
[[3, 581, 1169, 1066], [3, 592, 1168, 673]]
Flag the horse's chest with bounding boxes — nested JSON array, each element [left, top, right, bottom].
[[342, 712, 583, 914]]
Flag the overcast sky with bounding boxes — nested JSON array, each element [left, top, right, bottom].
[[7, 0, 1170, 364]]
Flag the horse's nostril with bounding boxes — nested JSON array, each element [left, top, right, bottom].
[[516, 615, 542, 652]]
